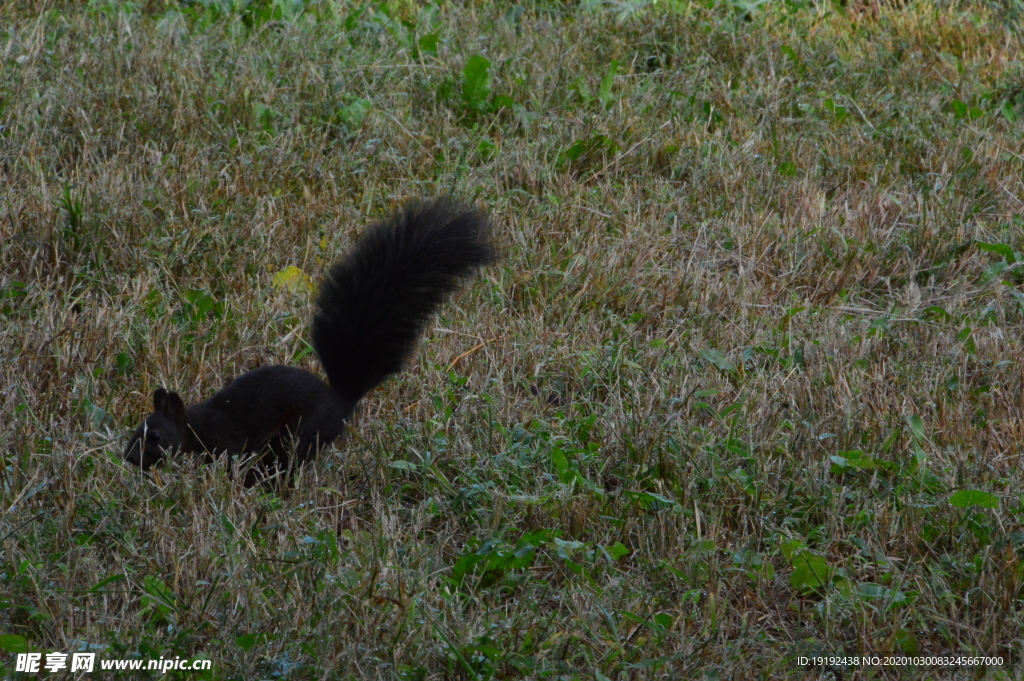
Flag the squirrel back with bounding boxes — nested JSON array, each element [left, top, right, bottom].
[[125, 198, 496, 483]]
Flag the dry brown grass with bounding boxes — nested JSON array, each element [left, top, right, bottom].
[[2, 0, 1024, 678]]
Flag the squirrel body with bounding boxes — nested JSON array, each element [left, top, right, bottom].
[[125, 198, 496, 483]]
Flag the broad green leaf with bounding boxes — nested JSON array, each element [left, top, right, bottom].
[[905, 414, 925, 441], [698, 348, 737, 375], [949, 490, 999, 509], [462, 55, 491, 112], [598, 60, 619, 108], [789, 551, 832, 591], [0, 634, 28, 653], [976, 241, 1017, 263], [605, 542, 629, 560], [88, 574, 126, 593], [388, 459, 418, 472]]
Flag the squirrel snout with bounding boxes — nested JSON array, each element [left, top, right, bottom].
[[124, 434, 149, 468], [124, 444, 141, 467]]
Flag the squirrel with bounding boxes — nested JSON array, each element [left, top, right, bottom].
[[124, 198, 497, 484]]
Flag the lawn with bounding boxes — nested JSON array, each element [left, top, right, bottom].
[[2, 0, 1024, 678]]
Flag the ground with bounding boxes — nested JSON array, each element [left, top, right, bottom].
[[2, 0, 1024, 678]]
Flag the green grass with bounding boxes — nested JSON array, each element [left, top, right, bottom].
[[2, 0, 1024, 678]]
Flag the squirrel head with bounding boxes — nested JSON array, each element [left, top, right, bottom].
[[124, 388, 187, 470]]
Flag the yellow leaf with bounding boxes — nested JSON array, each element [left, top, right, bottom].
[[271, 266, 314, 293]]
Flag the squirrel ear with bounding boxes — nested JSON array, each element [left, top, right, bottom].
[[165, 391, 185, 413], [153, 388, 168, 411], [165, 391, 187, 427]]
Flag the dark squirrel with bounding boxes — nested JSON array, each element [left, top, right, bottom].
[[124, 198, 497, 483]]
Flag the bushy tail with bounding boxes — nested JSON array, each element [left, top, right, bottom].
[[310, 198, 497, 404]]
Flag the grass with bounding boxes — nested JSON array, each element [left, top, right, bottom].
[[2, 0, 1024, 678]]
